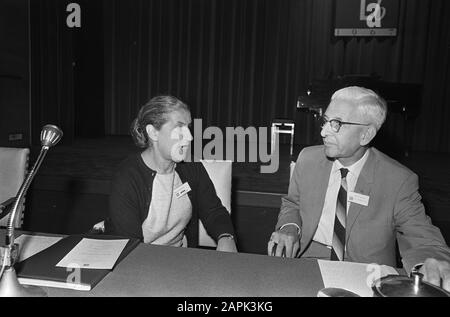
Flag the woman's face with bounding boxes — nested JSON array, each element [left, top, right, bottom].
[[149, 109, 193, 163]]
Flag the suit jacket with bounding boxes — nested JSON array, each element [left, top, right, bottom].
[[276, 145, 450, 272]]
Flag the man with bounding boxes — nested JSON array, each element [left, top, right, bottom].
[[268, 86, 450, 291]]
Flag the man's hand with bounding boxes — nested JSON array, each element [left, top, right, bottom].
[[267, 225, 300, 258], [419, 258, 450, 292]]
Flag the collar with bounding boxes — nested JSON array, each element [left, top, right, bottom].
[[332, 148, 370, 179]]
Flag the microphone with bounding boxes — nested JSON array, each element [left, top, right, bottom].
[[0, 125, 63, 297], [40, 124, 63, 148]]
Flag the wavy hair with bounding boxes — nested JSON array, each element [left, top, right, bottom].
[[130, 95, 190, 148]]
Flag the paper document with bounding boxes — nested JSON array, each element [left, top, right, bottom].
[[56, 238, 129, 270], [318, 260, 398, 297], [15, 234, 63, 262]]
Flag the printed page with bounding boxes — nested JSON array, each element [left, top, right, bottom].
[[318, 259, 398, 297], [15, 234, 63, 262], [56, 238, 129, 270]]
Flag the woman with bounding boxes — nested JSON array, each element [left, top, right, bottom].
[[105, 95, 237, 252]]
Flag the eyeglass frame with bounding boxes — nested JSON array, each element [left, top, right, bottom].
[[319, 115, 370, 133]]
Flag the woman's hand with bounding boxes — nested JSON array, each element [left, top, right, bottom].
[[216, 235, 238, 253]]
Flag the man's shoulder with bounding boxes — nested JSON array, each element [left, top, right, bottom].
[[297, 145, 323, 157], [371, 148, 416, 179], [295, 145, 325, 163], [301, 145, 324, 154]]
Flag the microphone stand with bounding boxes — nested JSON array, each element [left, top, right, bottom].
[[0, 125, 62, 297]]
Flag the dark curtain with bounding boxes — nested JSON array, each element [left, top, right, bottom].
[[30, 0, 75, 145], [416, 1, 450, 152], [30, 0, 74, 145], [0, 0, 30, 147], [31, 0, 450, 152], [104, 0, 450, 152], [30, 0, 106, 144], [105, 0, 314, 133], [73, 0, 104, 138]]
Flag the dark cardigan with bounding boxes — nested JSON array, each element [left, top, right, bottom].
[[105, 153, 235, 247]]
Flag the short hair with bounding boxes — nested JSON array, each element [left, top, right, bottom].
[[130, 95, 190, 148], [331, 86, 387, 131]]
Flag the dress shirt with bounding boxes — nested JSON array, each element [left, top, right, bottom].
[[312, 149, 370, 247]]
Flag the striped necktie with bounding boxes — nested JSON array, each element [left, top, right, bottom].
[[331, 168, 349, 261]]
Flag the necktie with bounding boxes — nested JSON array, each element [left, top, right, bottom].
[[331, 168, 349, 261]]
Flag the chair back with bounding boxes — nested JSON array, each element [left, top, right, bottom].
[[0, 147, 30, 228], [290, 161, 296, 181], [199, 160, 232, 247]]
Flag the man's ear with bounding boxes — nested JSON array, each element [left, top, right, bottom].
[[146, 124, 159, 142], [360, 126, 377, 146]]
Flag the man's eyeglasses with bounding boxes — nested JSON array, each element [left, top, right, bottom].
[[319, 116, 370, 133]]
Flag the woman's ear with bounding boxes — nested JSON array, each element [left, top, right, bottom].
[[146, 124, 159, 142], [360, 126, 377, 146]]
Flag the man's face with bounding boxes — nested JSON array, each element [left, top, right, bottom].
[[320, 99, 369, 163], [152, 109, 193, 162]]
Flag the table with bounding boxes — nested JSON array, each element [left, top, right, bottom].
[[1, 230, 324, 296], [45, 243, 324, 297]]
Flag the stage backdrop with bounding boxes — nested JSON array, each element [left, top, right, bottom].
[[30, 0, 450, 152], [0, 0, 29, 148]]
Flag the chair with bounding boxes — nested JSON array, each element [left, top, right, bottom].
[[0, 147, 30, 228], [289, 161, 296, 181], [199, 160, 232, 247], [271, 119, 295, 156]]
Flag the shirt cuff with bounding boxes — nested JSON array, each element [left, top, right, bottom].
[[217, 233, 235, 241], [410, 263, 424, 275], [279, 223, 301, 235]]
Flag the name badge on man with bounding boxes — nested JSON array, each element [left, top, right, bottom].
[[175, 182, 191, 199], [348, 192, 370, 206]]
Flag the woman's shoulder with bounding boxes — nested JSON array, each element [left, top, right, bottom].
[[176, 161, 204, 173], [114, 152, 154, 180], [116, 152, 140, 171], [175, 161, 207, 181]]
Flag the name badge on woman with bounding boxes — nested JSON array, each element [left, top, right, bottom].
[[175, 182, 191, 199]]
